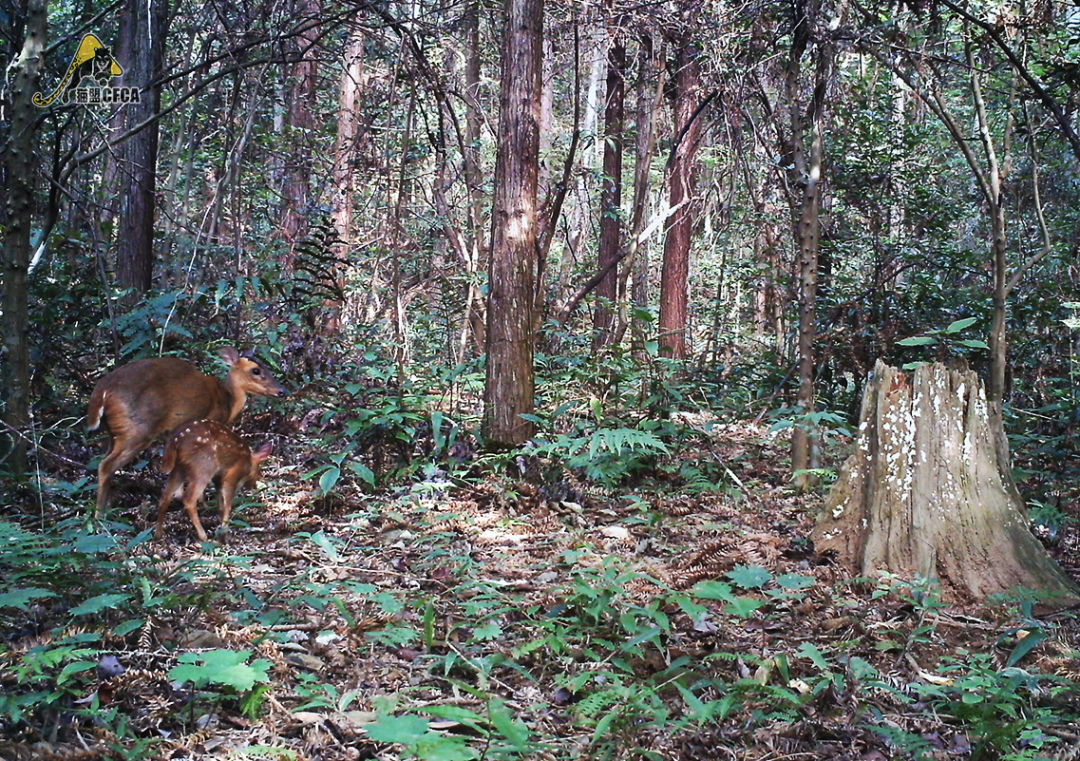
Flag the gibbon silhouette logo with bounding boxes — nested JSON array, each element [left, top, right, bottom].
[[33, 33, 138, 107]]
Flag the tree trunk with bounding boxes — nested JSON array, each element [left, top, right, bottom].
[[331, 27, 365, 246], [628, 32, 662, 356], [592, 29, 625, 348], [812, 360, 1079, 607], [460, 0, 487, 356], [1, 0, 46, 474], [114, 0, 169, 295], [973, 42, 1012, 427], [281, 0, 320, 261], [657, 36, 702, 359], [785, 0, 836, 489], [789, 121, 822, 487], [327, 26, 365, 334], [483, 0, 543, 448]]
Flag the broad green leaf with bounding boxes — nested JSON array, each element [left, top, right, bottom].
[[797, 641, 831, 670], [170, 649, 271, 691], [431, 410, 445, 450], [1006, 629, 1047, 668], [219, 659, 271, 691], [723, 597, 765, 618], [318, 466, 341, 493], [956, 339, 989, 349], [489, 699, 530, 749], [691, 580, 735, 602], [70, 593, 130, 617], [414, 736, 478, 761], [365, 713, 432, 744], [674, 595, 708, 620], [471, 621, 502, 641], [421, 704, 487, 733], [728, 565, 772, 590], [0, 587, 55, 610], [113, 618, 145, 637], [624, 626, 663, 649], [56, 661, 97, 685], [775, 573, 815, 591], [72, 533, 119, 553], [945, 317, 977, 333], [347, 461, 376, 485], [847, 656, 878, 680], [551, 402, 575, 419], [309, 530, 341, 563], [897, 336, 937, 346], [423, 601, 437, 649], [343, 419, 368, 436], [674, 682, 710, 721]]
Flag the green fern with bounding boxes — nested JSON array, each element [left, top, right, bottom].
[[532, 426, 670, 486], [289, 217, 351, 309], [575, 687, 624, 719]]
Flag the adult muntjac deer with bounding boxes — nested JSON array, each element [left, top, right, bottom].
[[87, 347, 287, 515], [155, 419, 273, 542]]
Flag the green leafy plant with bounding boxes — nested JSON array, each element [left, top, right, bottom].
[[909, 652, 1071, 760], [170, 649, 273, 692], [0, 636, 100, 725], [897, 317, 989, 368], [368, 699, 538, 761], [170, 649, 274, 723], [768, 406, 853, 446], [302, 353, 478, 492], [527, 426, 670, 486], [293, 673, 363, 713]]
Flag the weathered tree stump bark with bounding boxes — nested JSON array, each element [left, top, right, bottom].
[[812, 360, 1079, 606]]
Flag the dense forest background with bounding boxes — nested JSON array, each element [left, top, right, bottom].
[[4, 0, 1080, 758]]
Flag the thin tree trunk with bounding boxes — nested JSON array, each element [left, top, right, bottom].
[[483, 0, 543, 448], [331, 28, 365, 246], [281, 0, 320, 262], [326, 27, 365, 334], [1, 0, 46, 473], [557, 17, 604, 301], [159, 30, 198, 274], [391, 89, 417, 380], [592, 29, 625, 348], [790, 120, 823, 488], [460, 0, 487, 356], [970, 38, 1012, 422], [539, 33, 554, 198], [114, 0, 169, 296], [628, 32, 663, 355], [786, 0, 838, 489]]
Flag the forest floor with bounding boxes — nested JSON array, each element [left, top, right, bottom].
[[4, 415, 1080, 760]]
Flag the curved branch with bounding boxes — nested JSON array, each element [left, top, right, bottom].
[[936, 0, 1080, 162]]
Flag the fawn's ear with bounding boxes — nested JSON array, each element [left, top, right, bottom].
[[253, 442, 274, 462]]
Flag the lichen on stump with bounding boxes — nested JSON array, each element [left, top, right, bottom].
[[813, 360, 1079, 606]]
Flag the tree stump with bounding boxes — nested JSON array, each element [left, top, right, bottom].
[[812, 360, 1079, 606]]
